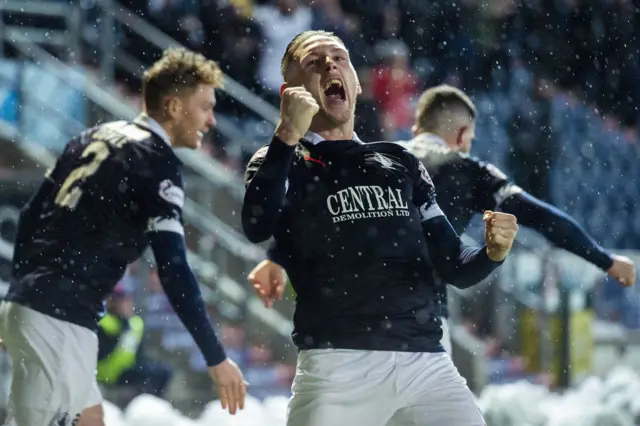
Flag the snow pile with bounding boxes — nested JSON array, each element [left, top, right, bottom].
[[110, 394, 290, 426], [102, 366, 640, 426], [477, 365, 640, 426]]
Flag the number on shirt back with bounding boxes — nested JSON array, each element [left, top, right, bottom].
[[54, 141, 110, 210], [54, 123, 150, 210]]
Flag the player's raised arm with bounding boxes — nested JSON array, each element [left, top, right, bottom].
[[499, 186, 635, 285], [473, 157, 636, 286], [411, 154, 517, 288], [144, 177, 247, 414], [241, 86, 318, 243]]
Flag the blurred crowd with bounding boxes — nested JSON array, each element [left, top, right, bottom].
[[118, 0, 640, 134], [102, 261, 294, 407]]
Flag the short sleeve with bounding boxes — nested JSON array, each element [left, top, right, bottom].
[[410, 152, 444, 222]]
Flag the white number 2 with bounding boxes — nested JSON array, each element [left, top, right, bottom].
[[54, 141, 110, 210]]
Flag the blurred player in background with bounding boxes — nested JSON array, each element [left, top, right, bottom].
[[0, 48, 246, 426], [404, 84, 636, 352], [250, 84, 637, 356], [242, 30, 518, 426]]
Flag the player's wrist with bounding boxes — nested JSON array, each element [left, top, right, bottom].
[[486, 246, 508, 262], [275, 121, 302, 146], [206, 352, 228, 368]]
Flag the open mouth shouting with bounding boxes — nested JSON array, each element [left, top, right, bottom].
[[323, 79, 347, 105]]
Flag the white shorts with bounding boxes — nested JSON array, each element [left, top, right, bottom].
[[287, 349, 484, 426], [441, 317, 452, 353], [0, 301, 102, 426]]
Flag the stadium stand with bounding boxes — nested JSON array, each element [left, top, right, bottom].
[[0, 0, 638, 425]]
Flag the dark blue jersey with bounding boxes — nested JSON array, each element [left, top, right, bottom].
[[402, 134, 518, 235], [403, 133, 613, 317], [6, 118, 186, 330], [243, 135, 502, 353]]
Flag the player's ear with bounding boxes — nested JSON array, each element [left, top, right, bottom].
[[456, 126, 468, 148], [411, 124, 418, 137], [165, 96, 182, 121], [279, 83, 288, 98]]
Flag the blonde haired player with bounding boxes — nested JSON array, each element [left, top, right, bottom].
[[0, 48, 246, 426]]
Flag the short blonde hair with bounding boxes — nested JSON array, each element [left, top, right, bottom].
[[142, 47, 223, 112], [280, 30, 346, 81], [415, 85, 477, 133]]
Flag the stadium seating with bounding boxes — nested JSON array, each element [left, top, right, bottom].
[[470, 66, 640, 250]]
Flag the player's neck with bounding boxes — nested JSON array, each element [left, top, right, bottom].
[[417, 131, 456, 150], [146, 113, 177, 147], [309, 121, 355, 141]]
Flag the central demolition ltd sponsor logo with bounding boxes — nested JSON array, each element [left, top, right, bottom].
[[327, 185, 410, 223]]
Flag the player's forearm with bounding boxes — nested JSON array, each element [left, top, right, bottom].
[[500, 192, 613, 270], [148, 232, 226, 366], [241, 137, 296, 243], [423, 216, 502, 288]]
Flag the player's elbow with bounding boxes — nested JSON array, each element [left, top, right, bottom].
[[243, 226, 273, 244], [242, 219, 273, 244], [448, 276, 481, 289], [437, 268, 473, 289], [446, 266, 499, 289], [241, 207, 275, 243]]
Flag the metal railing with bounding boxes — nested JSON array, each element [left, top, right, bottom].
[[0, 1, 81, 60], [0, 0, 265, 200], [7, 38, 262, 258], [95, 0, 279, 124]]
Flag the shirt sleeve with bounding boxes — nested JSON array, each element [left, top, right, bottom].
[[411, 154, 446, 223], [135, 160, 227, 366], [242, 137, 296, 243], [409, 152, 503, 288], [143, 172, 186, 237], [470, 156, 523, 211]]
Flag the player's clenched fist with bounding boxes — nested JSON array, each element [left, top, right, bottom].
[[608, 254, 636, 287], [275, 85, 320, 146], [483, 211, 518, 262]]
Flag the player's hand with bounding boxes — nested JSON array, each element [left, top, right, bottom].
[[275, 85, 320, 146], [208, 358, 248, 415], [248, 260, 287, 308], [483, 211, 518, 262], [607, 254, 636, 287]]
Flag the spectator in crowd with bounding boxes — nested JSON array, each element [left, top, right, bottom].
[[220, 322, 249, 368], [200, 0, 262, 92], [371, 40, 421, 140], [242, 344, 295, 400], [252, 0, 313, 106], [507, 76, 556, 202], [146, 0, 204, 51], [97, 283, 173, 398], [219, 324, 294, 400], [354, 67, 383, 141], [310, 0, 372, 68]]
